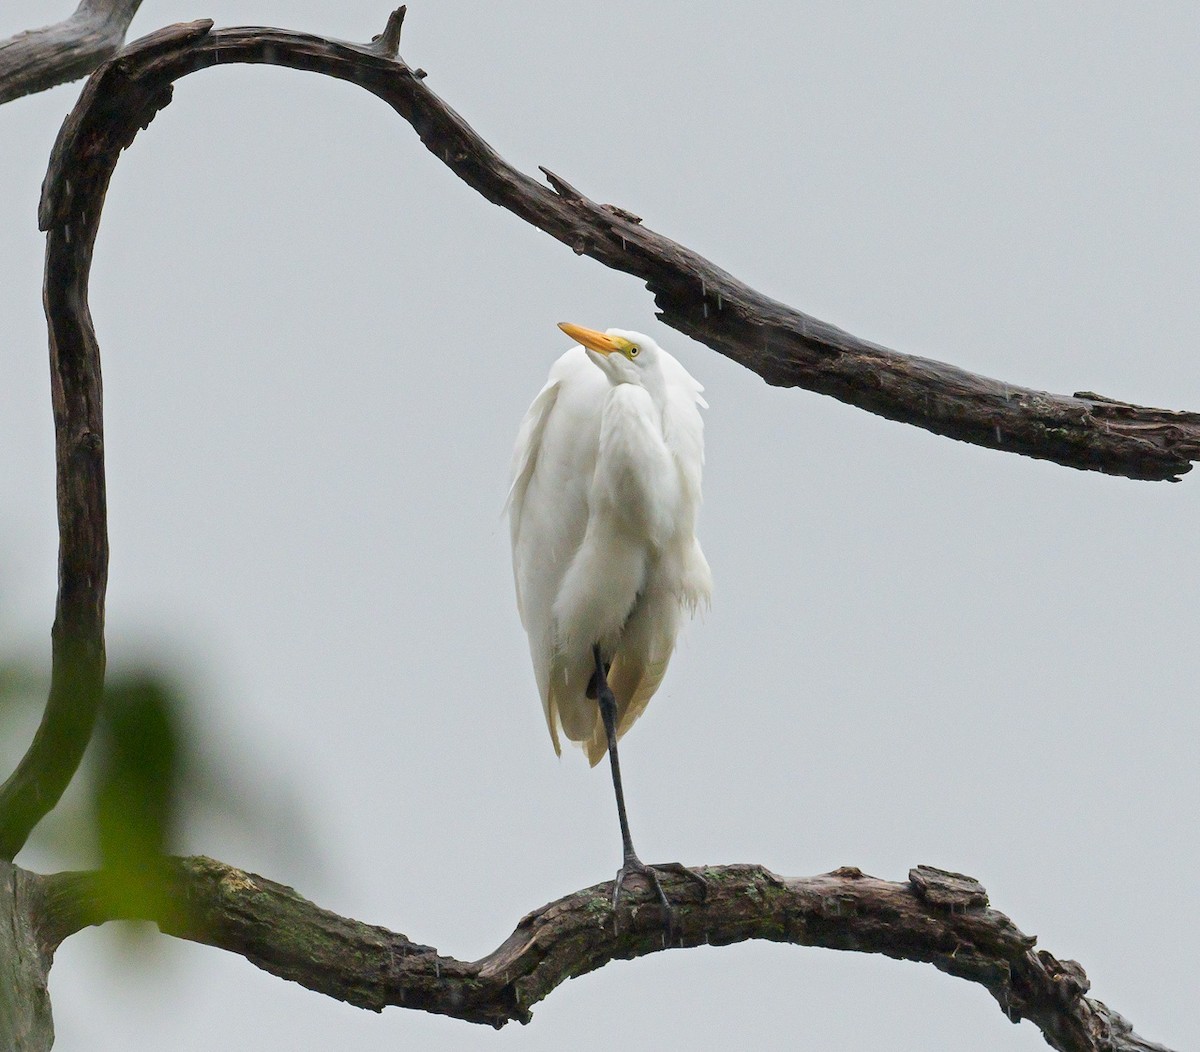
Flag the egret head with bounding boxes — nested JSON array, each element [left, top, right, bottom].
[[558, 323, 660, 387]]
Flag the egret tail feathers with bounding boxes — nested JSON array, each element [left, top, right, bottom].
[[541, 691, 563, 757], [546, 654, 601, 754], [582, 650, 672, 767]]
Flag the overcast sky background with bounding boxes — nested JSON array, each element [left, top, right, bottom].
[[1, 3, 1196, 1050]]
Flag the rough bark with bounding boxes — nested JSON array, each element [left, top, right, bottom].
[[0, 0, 143, 105], [28, 858, 1172, 1052], [0, 861, 55, 1052]]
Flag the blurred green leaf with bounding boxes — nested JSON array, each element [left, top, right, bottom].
[[90, 673, 189, 933], [0, 628, 316, 951]]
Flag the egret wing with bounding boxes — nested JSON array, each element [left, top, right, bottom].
[[506, 376, 561, 627], [509, 349, 610, 754], [659, 350, 707, 515]]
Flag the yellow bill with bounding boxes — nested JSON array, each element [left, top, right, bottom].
[[558, 322, 630, 356]]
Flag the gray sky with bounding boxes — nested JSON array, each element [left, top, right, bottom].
[[1, 2, 1196, 1049]]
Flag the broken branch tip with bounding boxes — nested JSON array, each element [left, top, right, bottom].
[[538, 166, 583, 200], [374, 7, 406, 58]]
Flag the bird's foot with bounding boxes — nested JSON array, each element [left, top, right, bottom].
[[613, 856, 708, 938]]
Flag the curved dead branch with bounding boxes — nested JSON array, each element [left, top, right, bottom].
[[31, 858, 1172, 1052], [30, 14, 1200, 486], [0, 0, 143, 105]]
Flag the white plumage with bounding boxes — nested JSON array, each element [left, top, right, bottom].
[[508, 325, 711, 766]]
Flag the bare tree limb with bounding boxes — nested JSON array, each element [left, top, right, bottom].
[[29, 858, 1173, 1052], [0, 0, 143, 105], [39, 13, 1200, 483], [5, 13, 1191, 491]]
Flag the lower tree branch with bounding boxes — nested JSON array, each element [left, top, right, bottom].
[[0, 0, 143, 105], [32, 858, 1172, 1052]]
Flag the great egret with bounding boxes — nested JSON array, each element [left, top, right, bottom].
[[508, 322, 711, 925]]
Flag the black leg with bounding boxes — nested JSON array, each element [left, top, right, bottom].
[[592, 645, 705, 936]]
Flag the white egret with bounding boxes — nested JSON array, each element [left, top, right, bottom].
[[508, 322, 711, 925]]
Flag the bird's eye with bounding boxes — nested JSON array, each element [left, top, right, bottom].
[[629, 346, 640, 357]]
